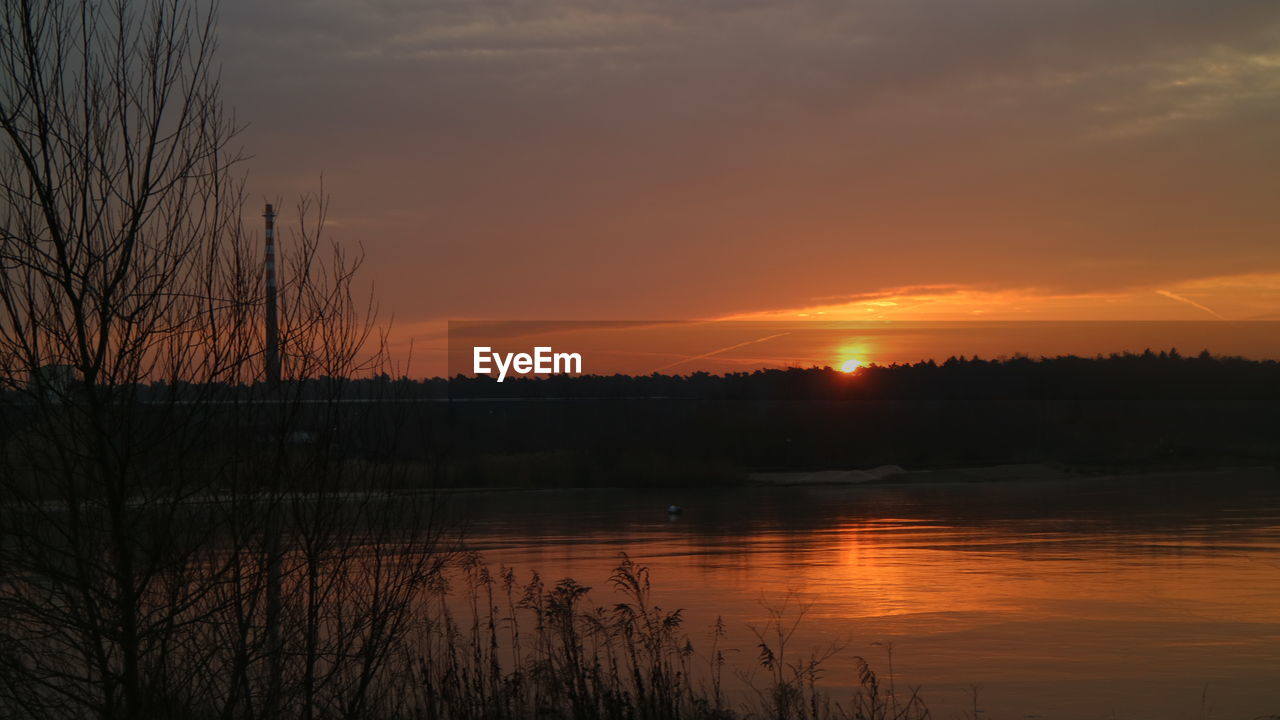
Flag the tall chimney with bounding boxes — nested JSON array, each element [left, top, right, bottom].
[[263, 203, 281, 387]]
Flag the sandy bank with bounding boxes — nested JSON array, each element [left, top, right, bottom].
[[749, 463, 1279, 487], [749, 463, 1075, 486]]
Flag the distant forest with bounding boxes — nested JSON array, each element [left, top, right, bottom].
[[431, 349, 1280, 485], [9, 350, 1280, 487]]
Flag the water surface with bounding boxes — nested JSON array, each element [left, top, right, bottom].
[[454, 470, 1280, 720]]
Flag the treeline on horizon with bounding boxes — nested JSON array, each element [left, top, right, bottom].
[[442, 347, 1279, 400], [34, 346, 1277, 402], [9, 349, 1277, 486], [429, 348, 1280, 484]]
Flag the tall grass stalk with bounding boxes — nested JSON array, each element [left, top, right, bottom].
[[406, 553, 928, 720]]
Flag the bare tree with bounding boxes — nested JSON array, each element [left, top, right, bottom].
[[0, 1, 246, 716], [0, 2, 451, 719]]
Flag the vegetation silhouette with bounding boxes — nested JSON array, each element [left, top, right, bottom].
[[12, 348, 1269, 490], [431, 349, 1280, 486]]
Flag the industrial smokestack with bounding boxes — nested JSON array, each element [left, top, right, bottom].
[[263, 203, 281, 387]]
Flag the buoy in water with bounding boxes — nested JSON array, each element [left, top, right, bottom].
[[667, 505, 683, 514]]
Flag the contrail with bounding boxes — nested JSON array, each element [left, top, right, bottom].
[[1155, 290, 1227, 320], [654, 332, 792, 372]]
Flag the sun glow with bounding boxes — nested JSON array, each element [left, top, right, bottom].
[[840, 358, 863, 373]]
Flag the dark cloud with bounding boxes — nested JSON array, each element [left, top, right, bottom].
[[216, 0, 1280, 322]]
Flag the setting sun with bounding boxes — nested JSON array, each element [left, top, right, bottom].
[[841, 358, 863, 373]]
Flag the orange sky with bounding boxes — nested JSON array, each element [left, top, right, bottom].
[[441, 320, 1280, 378], [216, 1, 1280, 374]]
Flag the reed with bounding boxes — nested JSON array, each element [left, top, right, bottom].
[[401, 553, 929, 720]]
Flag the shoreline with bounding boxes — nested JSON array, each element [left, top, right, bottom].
[[746, 462, 1279, 487], [435, 462, 1280, 494]]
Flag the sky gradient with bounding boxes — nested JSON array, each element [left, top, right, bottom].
[[218, 0, 1280, 372]]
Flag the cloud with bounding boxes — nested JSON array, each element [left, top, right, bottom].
[[724, 272, 1280, 322], [216, 0, 1280, 327]]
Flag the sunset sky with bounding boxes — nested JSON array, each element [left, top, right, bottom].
[[218, 1, 1280, 373]]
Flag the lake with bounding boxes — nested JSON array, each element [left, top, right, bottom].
[[452, 469, 1280, 720]]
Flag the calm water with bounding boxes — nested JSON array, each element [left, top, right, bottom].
[[452, 469, 1280, 720]]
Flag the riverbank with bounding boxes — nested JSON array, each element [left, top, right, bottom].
[[748, 462, 1279, 486]]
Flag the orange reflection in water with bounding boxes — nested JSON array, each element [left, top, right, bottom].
[[461, 478, 1280, 720]]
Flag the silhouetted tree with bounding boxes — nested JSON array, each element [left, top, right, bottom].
[[0, 2, 450, 719]]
